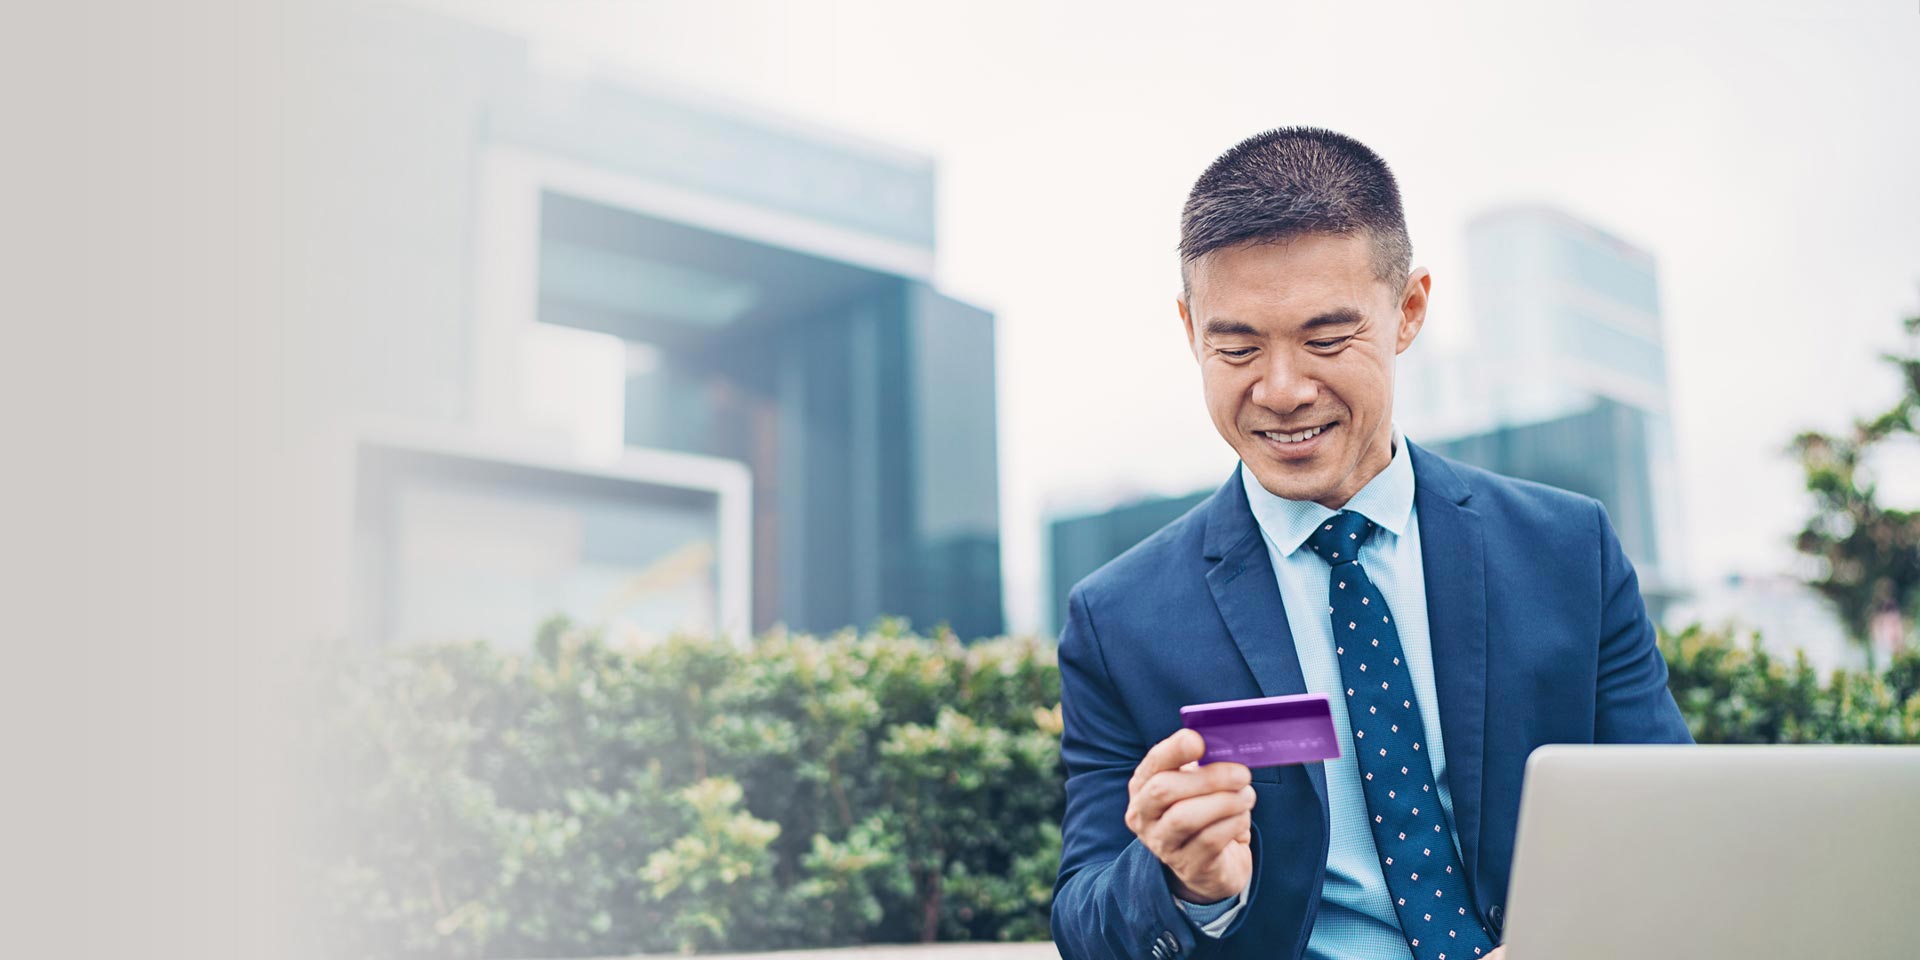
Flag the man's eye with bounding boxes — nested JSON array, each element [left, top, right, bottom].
[[1309, 337, 1353, 349], [1219, 347, 1256, 358]]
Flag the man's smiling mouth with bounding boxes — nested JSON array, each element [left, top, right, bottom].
[[1258, 422, 1334, 444]]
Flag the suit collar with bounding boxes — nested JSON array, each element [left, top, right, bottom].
[[1410, 437, 1473, 506], [1239, 424, 1416, 557], [1203, 435, 1472, 561]]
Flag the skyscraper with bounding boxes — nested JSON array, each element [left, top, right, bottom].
[[1400, 205, 1686, 614]]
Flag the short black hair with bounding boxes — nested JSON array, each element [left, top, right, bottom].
[[1179, 126, 1412, 297]]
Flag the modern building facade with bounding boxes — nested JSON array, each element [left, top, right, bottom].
[[1406, 205, 1677, 432], [1047, 491, 1211, 635], [1417, 397, 1679, 614], [1667, 572, 1862, 675], [332, 7, 1002, 649], [1400, 206, 1687, 613]]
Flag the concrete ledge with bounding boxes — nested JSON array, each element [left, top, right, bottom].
[[539, 942, 1061, 960]]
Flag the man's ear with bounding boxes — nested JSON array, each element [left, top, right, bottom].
[[1395, 267, 1432, 355], [1178, 296, 1197, 355]]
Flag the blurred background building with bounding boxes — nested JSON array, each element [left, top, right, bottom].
[[1669, 571, 1860, 675], [1402, 206, 1687, 619], [308, 8, 1867, 662], [1046, 490, 1211, 634], [330, 8, 1004, 648]]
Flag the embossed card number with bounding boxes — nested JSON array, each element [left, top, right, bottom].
[[1180, 692, 1341, 768]]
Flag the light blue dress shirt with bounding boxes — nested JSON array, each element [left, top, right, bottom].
[[1174, 425, 1464, 959]]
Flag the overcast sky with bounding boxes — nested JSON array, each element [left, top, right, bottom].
[[417, 0, 1920, 636]]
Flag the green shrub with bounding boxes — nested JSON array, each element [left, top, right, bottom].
[[309, 619, 1063, 958], [310, 619, 1918, 957], [1659, 623, 1920, 744]]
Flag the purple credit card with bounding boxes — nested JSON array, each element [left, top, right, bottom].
[[1180, 692, 1341, 768]]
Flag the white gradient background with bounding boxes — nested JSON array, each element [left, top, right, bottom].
[[3, 2, 1916, 958]]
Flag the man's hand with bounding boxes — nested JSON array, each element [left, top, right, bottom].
[[1484, 948, 1506, 959], [1124, 728, 1256, 903]]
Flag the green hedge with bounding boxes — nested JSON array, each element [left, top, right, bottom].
[[309, 619, 1920, 958], [309, 618, 1064, 958], [1660, 623, 1920, 743]]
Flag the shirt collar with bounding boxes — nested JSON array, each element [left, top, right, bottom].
[[1239, 422, 1416, 558]]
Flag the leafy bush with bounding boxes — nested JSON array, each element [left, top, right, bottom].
[[308, 618, 1062, 958], [1659, 623, 1920, 743], [309, 619, 1918, 957]]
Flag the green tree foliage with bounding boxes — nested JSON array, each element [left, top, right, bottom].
[[312, 620, 1919, 957], [1789, 310, 1920, 667]]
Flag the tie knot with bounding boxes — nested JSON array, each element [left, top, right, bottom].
[[1305, 510, 1376, 565]]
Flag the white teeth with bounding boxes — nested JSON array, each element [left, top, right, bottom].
[[1264, 424, 1327, 443]]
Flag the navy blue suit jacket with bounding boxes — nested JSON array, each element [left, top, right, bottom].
[[1050, 441, 1693, 960]]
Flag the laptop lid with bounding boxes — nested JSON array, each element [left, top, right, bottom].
[[1502, 744, 1920, 959]]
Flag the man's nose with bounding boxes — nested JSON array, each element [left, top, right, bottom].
[[1250, 352, 1320, 412]]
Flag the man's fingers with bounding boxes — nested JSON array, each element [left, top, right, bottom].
[[1151, 787, 1254, 852], [1124, 731, 1258, 844], [1133, 728, 1206, 789], [1175, 808, 1252, 855], [1131, 762, 1251, 827], [1164, 808, 1253, 872]]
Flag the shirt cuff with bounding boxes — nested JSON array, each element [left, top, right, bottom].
[[1173, 884, 1250, 938]]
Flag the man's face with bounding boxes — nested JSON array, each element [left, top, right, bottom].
[[1179, 231, 1430, 509]]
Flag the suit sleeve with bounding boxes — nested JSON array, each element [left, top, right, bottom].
[[1051, 585, 1261, 960], [1176, 885, 1250, 937], [1591, 499, 1694, 745]]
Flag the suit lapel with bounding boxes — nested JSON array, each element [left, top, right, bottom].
[[1407, 441, 1490, 882], [1203, 464, 1328, 822]]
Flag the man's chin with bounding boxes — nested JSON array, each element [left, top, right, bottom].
[[1246, 465, 1330, 504]]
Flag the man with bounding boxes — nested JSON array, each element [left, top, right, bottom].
[[1049, 128, 1692, 960]]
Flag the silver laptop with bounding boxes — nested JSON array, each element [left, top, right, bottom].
[[1503, 744, 1920, 959]]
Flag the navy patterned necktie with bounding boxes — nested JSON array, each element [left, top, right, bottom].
[[1306, 510, 1495, 960]]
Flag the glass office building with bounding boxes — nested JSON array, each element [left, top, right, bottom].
[[1417, 397, 1678, 616], [1401, 206, 1686, 611], [339, 8, 1002, 648], [533, 186, 1004, 642], [1047, 492, 1211, 635]]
